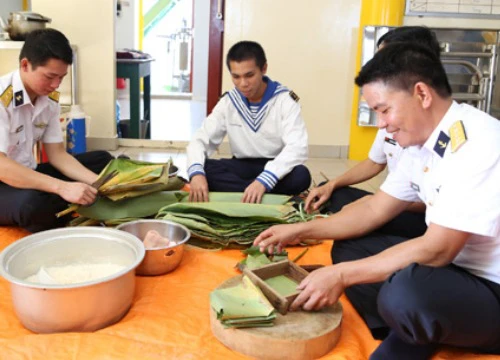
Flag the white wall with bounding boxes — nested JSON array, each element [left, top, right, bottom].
[[0, 0, 24, 24], [191, 0, 209, 102], [223, 0, 362, 148], [32, 0, 117, 146]]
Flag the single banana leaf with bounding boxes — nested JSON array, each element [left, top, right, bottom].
[[180, 192, 291, 205], [76, 191, 183, 220], [264, 275, 299, 297], [246, 253, 272, 269], [158, 202, 296, 220]]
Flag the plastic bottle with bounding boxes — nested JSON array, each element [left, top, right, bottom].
[[66, 104, 87, 154]]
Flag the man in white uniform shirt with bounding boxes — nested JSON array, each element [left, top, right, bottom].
[[0, 29, 112, 232], [305, 26, 442, 239], [254, 43, 500, 359], [187, 41, 310, 204]]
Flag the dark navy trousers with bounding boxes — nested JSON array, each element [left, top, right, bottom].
[[332, 234, 500, 359], [324, 186, 428, 239], [204, 158, 311, 195], [0, 150, 113, 232]]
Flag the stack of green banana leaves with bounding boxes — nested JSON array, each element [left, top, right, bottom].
[[210, 275, 276, 328], [156, 193, 306, 248], [58, 158, 185, 226]]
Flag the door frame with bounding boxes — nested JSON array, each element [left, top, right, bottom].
[[206, 0, 224, 115]]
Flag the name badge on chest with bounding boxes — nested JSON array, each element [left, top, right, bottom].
[[384, 137, 397, 146]]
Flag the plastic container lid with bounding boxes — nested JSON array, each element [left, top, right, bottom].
[[68, 104, 85, 120]]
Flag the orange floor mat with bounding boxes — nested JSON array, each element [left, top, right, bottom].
[[0, 226, 498, 360]]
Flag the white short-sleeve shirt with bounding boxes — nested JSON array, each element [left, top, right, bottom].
[[381, 102, 500, 284], [0, 70, 62, 169], [368, 128, 403, 173]]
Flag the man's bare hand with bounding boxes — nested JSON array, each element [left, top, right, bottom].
[[242, 180, 266, 203], [253, 223, 302, 254], [58, 182, 98, 205], [189, 174, 209, 202], [290, 265, 345, 311], [304, 181, 335, 213]]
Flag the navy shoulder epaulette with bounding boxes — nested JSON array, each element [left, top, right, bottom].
[[289, 90, 299, 102]]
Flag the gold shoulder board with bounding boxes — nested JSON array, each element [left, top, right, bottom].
[[48, 91, 60, 103], [289, 90, 299, 102], [449, 120, 467, 153], [0, 85, 13, 108]]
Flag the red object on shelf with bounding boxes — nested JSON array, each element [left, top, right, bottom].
[[41, 145, 48, 163], [117, 77, 126, 89]]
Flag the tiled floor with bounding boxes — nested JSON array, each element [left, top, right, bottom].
[[110, 147, 387, 193], [117, 96, 206, 141]]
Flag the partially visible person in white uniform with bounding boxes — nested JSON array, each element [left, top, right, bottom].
[[186, 41, 310, 204], [0, 29, 113, 232], [305, 26, 441, 239], [254, 42, 500, 359]]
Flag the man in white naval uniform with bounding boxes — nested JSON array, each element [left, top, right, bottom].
[[305, 26, 442, 239], [0, 29, 112, 232], [187, 41, 310, 204], [254, 43, 500, 359]]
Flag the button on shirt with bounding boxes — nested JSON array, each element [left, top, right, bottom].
[[0, 70, 62, 169], [381, 102, 500, 284], [368, 128, 403, 173]]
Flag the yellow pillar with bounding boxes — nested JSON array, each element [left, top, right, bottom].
[[348, 0, 405, 160], [138, 0, 144, 51]]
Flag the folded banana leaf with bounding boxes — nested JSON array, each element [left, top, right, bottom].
[[97, 158, 177, 200], [57, 158, 184, 219], [210, 276, 276, 328]]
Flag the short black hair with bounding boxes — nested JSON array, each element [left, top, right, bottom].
[[226, 41, 267, 70], [19, 28, 73, 69], [377, 26, 441, 58], [355, 42, 452, 98]]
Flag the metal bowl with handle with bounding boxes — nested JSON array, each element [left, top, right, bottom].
[[0, 12, 51, 41], [117, 220, 190, 276], [0, 227, 145, 333]]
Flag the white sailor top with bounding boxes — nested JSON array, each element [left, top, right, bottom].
[[186, 79, 308, 191], [381, 101, 500, 284], [368, 128, 403, 173], [0, 70, 62, 169]]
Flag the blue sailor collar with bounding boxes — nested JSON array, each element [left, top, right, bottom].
[[422, 101, 460, 156], [227, 76, 289, 132]]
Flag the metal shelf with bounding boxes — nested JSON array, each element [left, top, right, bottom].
[[0, 41, 24, 49]]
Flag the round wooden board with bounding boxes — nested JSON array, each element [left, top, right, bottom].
[[210, 275, 343, 360]]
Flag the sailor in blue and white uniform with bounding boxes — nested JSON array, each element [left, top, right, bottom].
[[187, 41, 310, 203]]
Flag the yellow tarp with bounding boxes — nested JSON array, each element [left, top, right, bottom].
[[0, 226, 497, 359]]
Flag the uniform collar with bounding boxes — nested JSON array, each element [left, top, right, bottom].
[[12, 70, 49, 112], [422, 101, 460, 154]]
